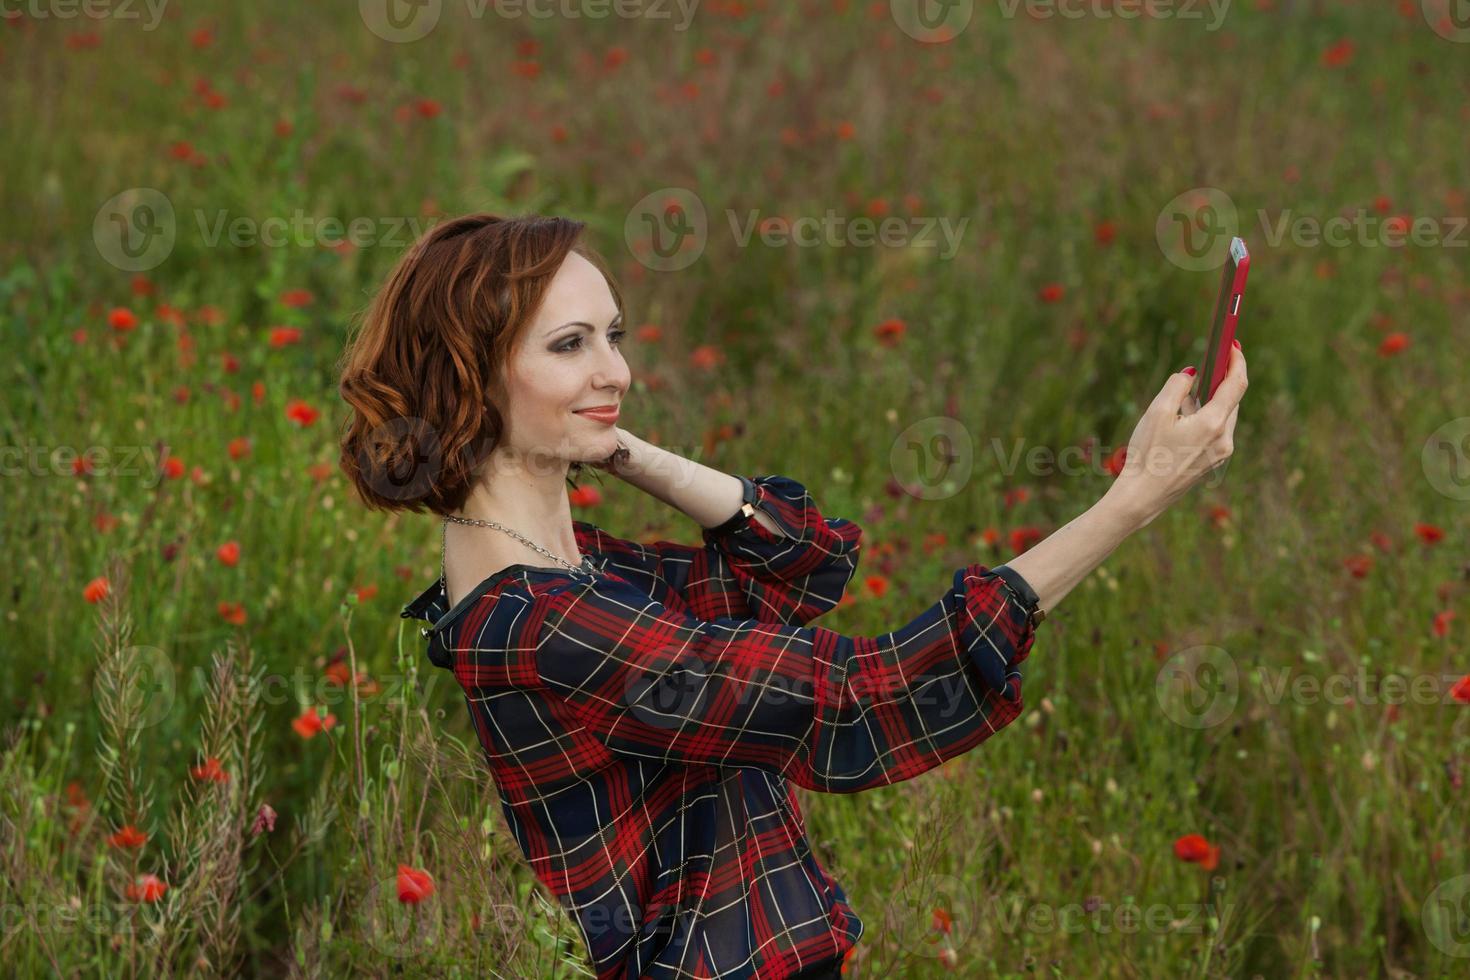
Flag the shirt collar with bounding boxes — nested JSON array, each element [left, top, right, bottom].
[[400, 577, 449, 626]]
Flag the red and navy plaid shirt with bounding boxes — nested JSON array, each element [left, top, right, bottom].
[[401, 475, 1040, 980]]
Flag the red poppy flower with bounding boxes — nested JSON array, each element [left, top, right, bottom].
[[569, 484, 602, 508], [1008, 526, 1043, 554], [1414, 523, 1445, 545], [1432, 610, 1456, 638], [125, 873, 168, 903], [108, 307, 138, 331], [108, 824, 149, 849], [83, 576, 110, 604], [874, 318, 907, 348], [1321, 39, 1354, 69], [1094, 221, 1117, 246], [268, 326, 303, 348], [285, 400, 320, 427], [216, 541, 240, 567], [397, 864, 436, 904], [689, 345, 723, 370], [1038, 283, 1065, 303], [1172, 833, 1220, 871], [1342, 555, 1373, 579], [291, 705, 337, 739], [190, 757, 229, 783], [1451, 675, 1470, 704], [1378, 332, 1409, 357], [218, 601, 247, 625], [279, 288, 313, 308]]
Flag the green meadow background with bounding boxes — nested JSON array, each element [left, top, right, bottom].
[[3, 0, 1469, 976]]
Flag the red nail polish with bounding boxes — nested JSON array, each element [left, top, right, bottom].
[[1233, 338, 1242, 351], [1183, 366, 1196, 376]]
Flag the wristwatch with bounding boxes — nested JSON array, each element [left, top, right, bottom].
[[703, 475, 759, 537], [987, 564, 1047, 628]]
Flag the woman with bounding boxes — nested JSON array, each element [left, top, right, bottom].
[[338, 213, 1246, 979]]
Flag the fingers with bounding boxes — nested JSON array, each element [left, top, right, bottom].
[[1153, 368, 1201, 418], [1198, 346, 1247, 429], [1221, 398, 1240, 437]]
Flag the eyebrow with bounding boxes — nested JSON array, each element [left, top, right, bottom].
[[548, 313, 623, 337]]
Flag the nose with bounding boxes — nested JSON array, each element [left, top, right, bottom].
[[591, 337, 631, 399]]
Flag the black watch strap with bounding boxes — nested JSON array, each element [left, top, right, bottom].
[[988, 564, 1046, 627], [704, 475, 759, 537]]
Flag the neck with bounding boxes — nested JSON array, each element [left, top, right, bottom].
[[451, 449, 581, 560]]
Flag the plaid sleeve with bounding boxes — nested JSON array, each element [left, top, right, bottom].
[[531, 562, 1036, 793], [589, 475, 862, 627]]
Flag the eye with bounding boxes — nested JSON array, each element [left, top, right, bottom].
[[557, 329, 627, 353]]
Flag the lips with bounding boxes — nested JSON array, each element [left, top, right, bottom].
[[574, 406, 620, 424]]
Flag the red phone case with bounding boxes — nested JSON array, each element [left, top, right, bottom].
[[1198, 237, 1250, 405]]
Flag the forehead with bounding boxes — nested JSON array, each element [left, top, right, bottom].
[[532, 252, 618, 335]]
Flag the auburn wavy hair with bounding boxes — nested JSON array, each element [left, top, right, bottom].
[[337, 212, 625, 517]]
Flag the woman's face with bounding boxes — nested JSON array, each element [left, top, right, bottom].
[[495, 251, 630, 471]]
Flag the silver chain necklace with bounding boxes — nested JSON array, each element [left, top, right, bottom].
[[440, 515, 598, 595]]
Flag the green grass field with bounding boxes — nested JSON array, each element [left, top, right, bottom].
[[3, 0, 1469, 976]]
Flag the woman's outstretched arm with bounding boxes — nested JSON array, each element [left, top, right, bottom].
[[1008, 347, 1248, 616]]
